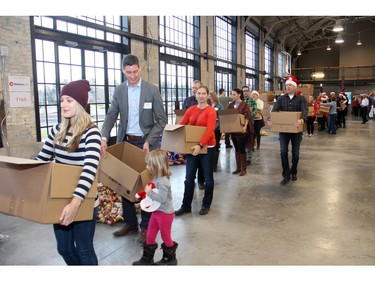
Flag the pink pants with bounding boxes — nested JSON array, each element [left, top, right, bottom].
[[147, 211, 174, 247]]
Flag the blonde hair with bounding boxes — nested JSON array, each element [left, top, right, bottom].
[[145, 149, 171, 179], [54, 103, 95, 152], [209, 91, 220, 104]]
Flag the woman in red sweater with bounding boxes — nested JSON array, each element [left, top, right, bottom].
[[227, 88, 252, 176], [174, 85, 217, 216]]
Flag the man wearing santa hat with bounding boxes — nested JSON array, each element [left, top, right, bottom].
[[268, 75, 308, 186]]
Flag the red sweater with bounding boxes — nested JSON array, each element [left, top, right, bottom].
[[179, 105, 216, 147]]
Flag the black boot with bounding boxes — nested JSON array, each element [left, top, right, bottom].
[[155, 242, 178, 265], [132, 243, 158, 265]]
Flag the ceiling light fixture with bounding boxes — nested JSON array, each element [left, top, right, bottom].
[[312, 72, 325, 79], [297, 50, 302, 56], [357, 32, 362, 46], [326, 39, 331, 50], [335, 34, 344, 44], [333, 20, 344, 32]]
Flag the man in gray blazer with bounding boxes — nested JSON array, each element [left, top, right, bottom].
[[101, 54, 167, 243]]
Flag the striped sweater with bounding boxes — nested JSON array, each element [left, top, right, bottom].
[[35, 124, 102, 205]]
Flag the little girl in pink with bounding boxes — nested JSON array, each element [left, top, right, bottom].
[[132, 149, 178, 265]]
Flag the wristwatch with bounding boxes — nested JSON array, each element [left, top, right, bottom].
[[199, 144, 204, 149]]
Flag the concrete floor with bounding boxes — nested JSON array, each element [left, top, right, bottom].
[[1, 115, 375, 272]]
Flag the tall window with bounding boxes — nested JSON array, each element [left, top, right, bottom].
[[32, 16, 128, 141], [214, 16, 237, 94], [245, 30, 259, 91], [264, 42, 274, 91], [159, 16, 200, 123]]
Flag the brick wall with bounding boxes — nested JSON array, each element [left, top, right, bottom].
[[0, 16, 37, 157]]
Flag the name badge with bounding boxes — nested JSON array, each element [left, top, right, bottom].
[[143, 102, 152, 109]]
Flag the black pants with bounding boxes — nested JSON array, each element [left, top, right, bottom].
[[361, 106, 369, 123], [337, 110, 346, 127], [253, 119, 262, 147], [306, 117, 315, 134], [279, 132, 303, 180]]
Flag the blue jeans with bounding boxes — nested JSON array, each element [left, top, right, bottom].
[[181, 147, 215, 210], [122, 137, 151, 229], [279, 132, 302, 180], [327, 114, 337, 134], [53, 207, 98, 265]]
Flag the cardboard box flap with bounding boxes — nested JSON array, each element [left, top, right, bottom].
[[50, 163, 97, 199], [140, 169, 152, 186], [99, 152, 139, 190], [184, 125, 207, 142], [121, 142, 149, 173], [0, 155, 47, 166], [164, 124, 184, 132], [219, 109, 240, 116]]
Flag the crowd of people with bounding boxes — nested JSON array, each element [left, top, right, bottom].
[[24, 53, 373, 266]]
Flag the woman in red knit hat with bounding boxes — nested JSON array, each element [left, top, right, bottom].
[[35, 79, 102, 265]]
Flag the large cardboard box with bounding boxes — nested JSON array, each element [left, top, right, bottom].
[[98, 142, 151, 202], [174, 109, 187, 124], [270, 111, 303, 133], [318, 104, 330, 113], [161, 124, 207, 154], [219, 109, 246, 133], [0, 156, 97, 224]]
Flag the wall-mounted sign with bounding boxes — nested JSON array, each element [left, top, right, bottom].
[[8, 76, 32, 107]]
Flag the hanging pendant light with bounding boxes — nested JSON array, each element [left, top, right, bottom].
[[333, 20, 343, 32], [326, 38, 331, 50], [335, 34, 344, 44], [357, 32, 362, 46]]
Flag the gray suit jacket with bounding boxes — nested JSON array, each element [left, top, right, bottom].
[[101, 79, 167, 150]]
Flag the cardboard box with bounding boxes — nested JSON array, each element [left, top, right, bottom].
[[174, 109, 187, 124], [161, 124, 207, 154], [218, 109, 246, 133], [260, 93, 276, 102], [98, 142, 151, 202], [270, 111, 303, 133], [0, 156, 97, 224], [319, 104, 330, 113]]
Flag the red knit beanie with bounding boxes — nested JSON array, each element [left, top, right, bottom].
[[60, 80, 90, 109]]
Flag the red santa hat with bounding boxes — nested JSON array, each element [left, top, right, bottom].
[[135, 182, 161, 213], [296, 90, 302, 95], [321, 92, 328, 101], [285, 75, 298, 87]]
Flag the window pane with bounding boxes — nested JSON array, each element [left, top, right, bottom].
[[58, 46, 71, 64], [44, 63, 56, 83], [59, 64, 71, 83], [71, 65, 82, 81], [36, 62, 45, 83], [43, 41, 55, 62], [70, 48, 81, 65]]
